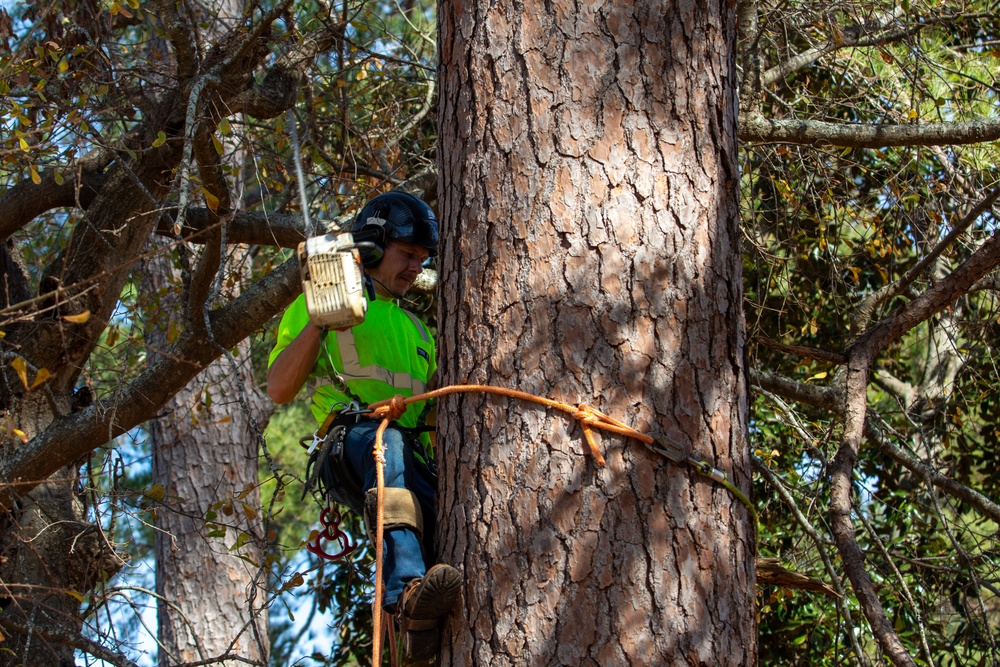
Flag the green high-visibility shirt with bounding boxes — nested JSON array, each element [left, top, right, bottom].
[[268, 293, 436, 431]]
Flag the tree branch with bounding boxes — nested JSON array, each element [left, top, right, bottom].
[[0, 256, 300, 509], [229, 19, 344, 120], [0, 615, 140, 667], [739, 114, 1000, 148], [850, 227, 1000, 358], [0, 153, 112, 243], [830, 355, 917, 667], [752, 369, 1000, 526], [851, 184, 1000, 332]]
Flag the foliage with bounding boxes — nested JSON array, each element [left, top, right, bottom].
[[0, 0, 437, 664], [742, 0, 1000, 665]]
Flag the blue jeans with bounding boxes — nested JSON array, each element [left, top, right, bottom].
[[341, 421, 437, 607]]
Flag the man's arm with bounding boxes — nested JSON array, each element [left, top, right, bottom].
[[266, 324, 325, 404]]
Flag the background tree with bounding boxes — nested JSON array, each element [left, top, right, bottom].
[[131, 2, 273, 665]]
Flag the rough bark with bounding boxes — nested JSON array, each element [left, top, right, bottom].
[[147, 239, 271, 666], [150, 353, 270, 666], [437, 1, 755, 665], [143, 2, 271, 660]]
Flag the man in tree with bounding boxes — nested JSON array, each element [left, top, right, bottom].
[[267, 191, 461, 662]]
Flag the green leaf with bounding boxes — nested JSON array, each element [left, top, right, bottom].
[[152, 130, 167, 148]]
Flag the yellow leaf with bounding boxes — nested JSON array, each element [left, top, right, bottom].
[[242, 502, 258, 520], [219, 118, 231, 135], [201, 188, 220, 211], [907, 109, 918, 120], [219, 415, 231, 423], [356, 67, 368, 81], [109, 1, 120, 15], [54, 171, 64, 185], [65, 590, 85, 602], [144, 484, 166, 502], [11, 358, 28, 389], [18, 137, 29, 152], [59, 59, 69, 73], [62, 310, 91, 323], [807, 371, 828, 381], [30, 165, 40, 185], [282, 572, 305, 591], [212, 134, 223, 155], [152, 130, 166, 148], [12, 429, 28, 443], [29, 368, 51, 390]]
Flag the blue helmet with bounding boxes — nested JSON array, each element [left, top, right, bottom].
[[350, 191, 439, 267]]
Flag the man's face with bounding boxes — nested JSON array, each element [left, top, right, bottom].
[[368, 241, 429, 297]]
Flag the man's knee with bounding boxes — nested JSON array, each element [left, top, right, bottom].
[[364, 487, 424, 543]]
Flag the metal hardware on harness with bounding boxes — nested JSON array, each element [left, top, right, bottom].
[[306, 505, 358, 561], [305, 431, 324, 456]]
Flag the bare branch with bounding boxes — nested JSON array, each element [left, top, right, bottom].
[[0, 615, 140, 667], [155, 0, 199, 81], [750, 369, 843, 412], [740, 113, 1000, 148], [830, 355, 917, 667], [0, 153, 112, 243], [865, 414, 1000, 526], [752, 459, 868, 664], [737, 0, 762, 113], [753, 370, 1000, 526], [229, 19, 345, 120], [759, 9, 908, 88], [855, 510, 938, 667], [756, 338, 846, 364], [851, 227, 1000, 358]]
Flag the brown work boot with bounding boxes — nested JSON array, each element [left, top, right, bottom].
[[397, 563, 462, 663]]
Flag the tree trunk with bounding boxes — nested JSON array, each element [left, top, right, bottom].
[[436, 1, 755, 665], [0, 396, 126, 667], [145, 2, 271, 661], [147, 243, 271, 667]]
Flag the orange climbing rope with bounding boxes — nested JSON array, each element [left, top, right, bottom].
[[364, 383, 757, 666]]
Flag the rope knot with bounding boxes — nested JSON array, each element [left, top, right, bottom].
[[574, 403, 600, 425], [575, 404, 606, 466], [372, 394, 408, 422]]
